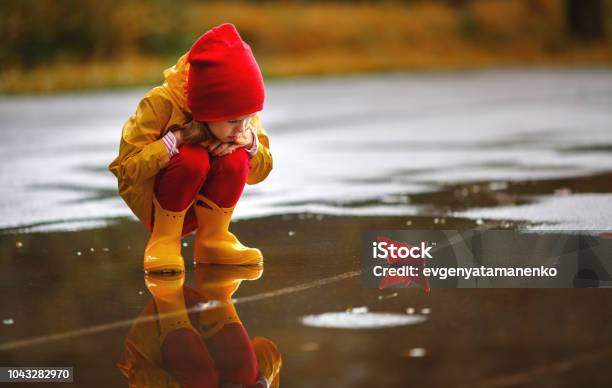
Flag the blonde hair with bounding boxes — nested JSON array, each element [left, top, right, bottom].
[[181, 120, 215, 144]]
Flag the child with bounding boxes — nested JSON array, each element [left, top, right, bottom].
[[108, 23, 273, 273]]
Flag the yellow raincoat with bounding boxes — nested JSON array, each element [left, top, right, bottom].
[[108, 54, 273, 229]]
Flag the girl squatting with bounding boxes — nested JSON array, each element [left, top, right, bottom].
[[109, 23, 273, 273]]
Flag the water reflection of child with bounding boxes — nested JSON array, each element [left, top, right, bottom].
[[108, 23, 273, 273], [117, 266, 281, 388]]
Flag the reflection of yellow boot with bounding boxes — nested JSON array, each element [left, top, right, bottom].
[[118, 274, 193, 386], [144, 198, 190, 273], [252, 337, 282, 388], [194, 264, 263, 338], [144, 273, 198, 345], [195, 264, 263, 301], [193, 194, 263, 265]]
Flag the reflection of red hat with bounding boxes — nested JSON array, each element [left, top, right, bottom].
[[187, 23, 265, 122]]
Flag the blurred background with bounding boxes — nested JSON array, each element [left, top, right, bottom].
[[1, 0, 611, 94]]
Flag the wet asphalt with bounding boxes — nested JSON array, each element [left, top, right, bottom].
[[1, 70, 612, 387]]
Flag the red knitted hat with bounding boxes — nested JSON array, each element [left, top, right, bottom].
[[187, 23, 265, 122]]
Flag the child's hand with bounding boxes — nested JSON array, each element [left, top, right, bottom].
[[199, 127, 254, 156], [173, 129, 185, 147], [200, 139, 242, 157], [233, 127, 255, 149]]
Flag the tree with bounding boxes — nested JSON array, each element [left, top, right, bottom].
[[566, 0, 606, 40]]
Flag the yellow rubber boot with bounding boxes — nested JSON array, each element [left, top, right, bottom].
[[144, 197, 190, 273], [194, 264, 263, 338], [193, 194, 263, 265], [144, 273, 199, 345]]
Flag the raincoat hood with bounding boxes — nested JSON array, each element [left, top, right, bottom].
[[161, 54, 191, 116]]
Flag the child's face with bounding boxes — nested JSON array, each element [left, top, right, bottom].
[[206, 114, 254, 143]]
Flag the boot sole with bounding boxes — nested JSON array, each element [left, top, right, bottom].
[[193, 256, 263, 266]]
